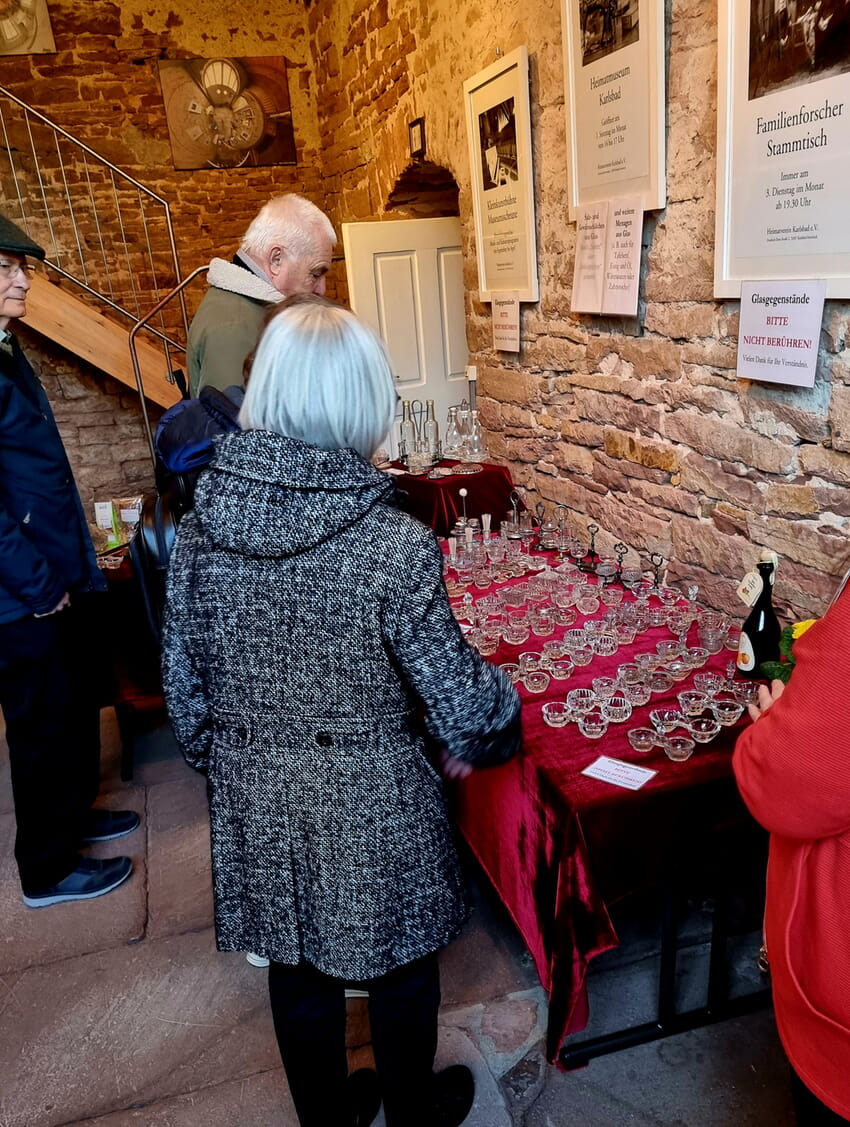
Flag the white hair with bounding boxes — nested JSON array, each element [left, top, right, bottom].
[[240, 194, 336, 261], [239, 296, 396, 460]]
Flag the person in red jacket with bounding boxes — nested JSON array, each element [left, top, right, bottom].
[[734, 582, 850, 1125]]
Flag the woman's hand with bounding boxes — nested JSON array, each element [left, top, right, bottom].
[[440, 749, 474, 779], [747, 677, 786, 722]]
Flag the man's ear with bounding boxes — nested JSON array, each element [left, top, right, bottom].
[[267, 246, 284, 277]]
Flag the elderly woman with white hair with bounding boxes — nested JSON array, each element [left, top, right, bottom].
[[162, 294, 521, 1127]]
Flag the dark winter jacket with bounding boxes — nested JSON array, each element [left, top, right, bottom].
[[0, 335, 105, 626], [162, 428, 521, 977]]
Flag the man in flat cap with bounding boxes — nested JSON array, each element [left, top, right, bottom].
[[0, 214, 139, 908]]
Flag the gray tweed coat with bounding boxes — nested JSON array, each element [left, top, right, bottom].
[[162, 429, 521, 979]]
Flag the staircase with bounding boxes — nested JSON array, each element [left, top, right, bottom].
[[0, 84, 192, 413]]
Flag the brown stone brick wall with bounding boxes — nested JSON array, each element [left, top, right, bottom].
[[305, 0, 850, 620], [4, 0, 850, 617], [2, 0, 329, 517]]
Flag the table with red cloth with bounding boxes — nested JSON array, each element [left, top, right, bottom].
[[447, 561, 763, 1066], [392, 460, 518, 537]]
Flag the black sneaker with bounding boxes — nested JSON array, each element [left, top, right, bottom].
[[431, 1065, 474, 1127], [349, 1067, 381, 1127], [81, 809, 140, 843], [22, 856, 133, 908]]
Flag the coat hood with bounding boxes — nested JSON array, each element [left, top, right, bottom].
[[193, 429, 398, 557]]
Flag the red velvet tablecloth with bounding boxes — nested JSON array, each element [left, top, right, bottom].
[[449, 564, 751, 1064], [393, 461, 518, 537]]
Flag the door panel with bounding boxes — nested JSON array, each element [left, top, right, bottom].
[[343, 217, 468, 457]]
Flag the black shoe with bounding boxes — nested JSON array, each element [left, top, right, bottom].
[[349, 1067, 381, 1127], [431, 1065, 474, 1127], [22, 856, 133, 908], [81, 809, 140, 843]]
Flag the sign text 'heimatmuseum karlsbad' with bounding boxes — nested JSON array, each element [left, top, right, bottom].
[[736, 281, 826, 388]]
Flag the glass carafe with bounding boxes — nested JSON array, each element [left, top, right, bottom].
[[443, 406, 462, 458], [463, 408, 487, 461]]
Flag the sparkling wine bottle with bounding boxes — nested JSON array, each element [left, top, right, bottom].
[[736, 551, 781, 679]]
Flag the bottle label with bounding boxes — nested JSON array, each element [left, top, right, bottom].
[[737, 632, 756, 672], [736, 571, 763, 608]]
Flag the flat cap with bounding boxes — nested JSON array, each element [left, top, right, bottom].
[[0, 214, 45, 260]]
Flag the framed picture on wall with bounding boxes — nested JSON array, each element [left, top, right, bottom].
[[715, 2, 850, 297], [463, 46, 539, 302], [560, 0, 666, 217]]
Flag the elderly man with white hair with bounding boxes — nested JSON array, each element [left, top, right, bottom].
[[187, 193, 336, 395]]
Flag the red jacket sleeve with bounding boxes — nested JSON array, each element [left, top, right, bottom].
[[733, 586, 850, 841]]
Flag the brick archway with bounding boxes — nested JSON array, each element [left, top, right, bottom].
[[386, 161, 459, 218]]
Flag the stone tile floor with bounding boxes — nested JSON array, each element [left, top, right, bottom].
[[0, 710, 796, 1126]]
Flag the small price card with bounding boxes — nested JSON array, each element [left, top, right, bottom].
[[582, 755, 657, 791]]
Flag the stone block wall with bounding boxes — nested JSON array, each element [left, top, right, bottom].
[[4, 0, 850, 618], [1, 0, 328, 520], [305, 0, 850, 621]]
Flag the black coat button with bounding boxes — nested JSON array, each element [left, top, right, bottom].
[[315, 732, 332, 747]]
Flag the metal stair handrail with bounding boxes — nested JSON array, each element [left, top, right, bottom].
[[0, 83, 189, 353], [130, 265, 210, 464]]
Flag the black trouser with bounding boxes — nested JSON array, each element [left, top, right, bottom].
[[268, 953, 441, 1127], [791, 1068, 850, 1126], [0, 594, 105, 891]]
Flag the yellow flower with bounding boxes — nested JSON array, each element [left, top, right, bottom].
[[791, 618, 817, 639]]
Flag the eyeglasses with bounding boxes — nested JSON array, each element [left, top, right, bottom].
[[0, 261, 35, 278]]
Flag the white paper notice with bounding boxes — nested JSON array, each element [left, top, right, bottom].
[[602, 196, 643, 315], [581, 755, 657, 791], [736, 280, 826, 388], [571, 202, 609, 313], [492, 292, 521, 352]]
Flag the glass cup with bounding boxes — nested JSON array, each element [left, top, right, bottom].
[[571, 645, 593, 667], [578, 712, 609, 739], [599, 585, 624, 608], [648, 671, 675, 694], [689, 717, 721, 743], [698, 629, 726, 655], [730, 680, 759, 707], [666, 658, 692, 682], [624, 681, 652, 706], [592, 632, 619, 658], [615, 624, 637, 646], [684, 646, 709, 669], [542, 639, 566, 662], [602, 694, 632, 724], [552, 605, 577, 627], [502, 609, 530, 646], [678, 690, 709, 718], [617, 662, 645, 687], [635, 652, 662, 673], [519, 650, 543, 674], [592, 675, 619, 700], [548, 658, 575, 682], [567, 687, 595, 715], [711, 694, 745, 726], [628, 727, 657, 753], [649, 708, 685, 735], [724, 626, 742, 652], [662, 735, 695, 762], [656, 639, 683, 661], [694, 671, 726, 697], [563, 627, 588, 652], [523, 670, 551, 693], [542, 701, 571, 727], [499, 661, 520, 684], [474, 629, 499, 657], [530, 607, 556, 637], [576, 594, 601, 616]]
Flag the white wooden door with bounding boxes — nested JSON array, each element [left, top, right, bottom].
[[342, 217, 468, 458]]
